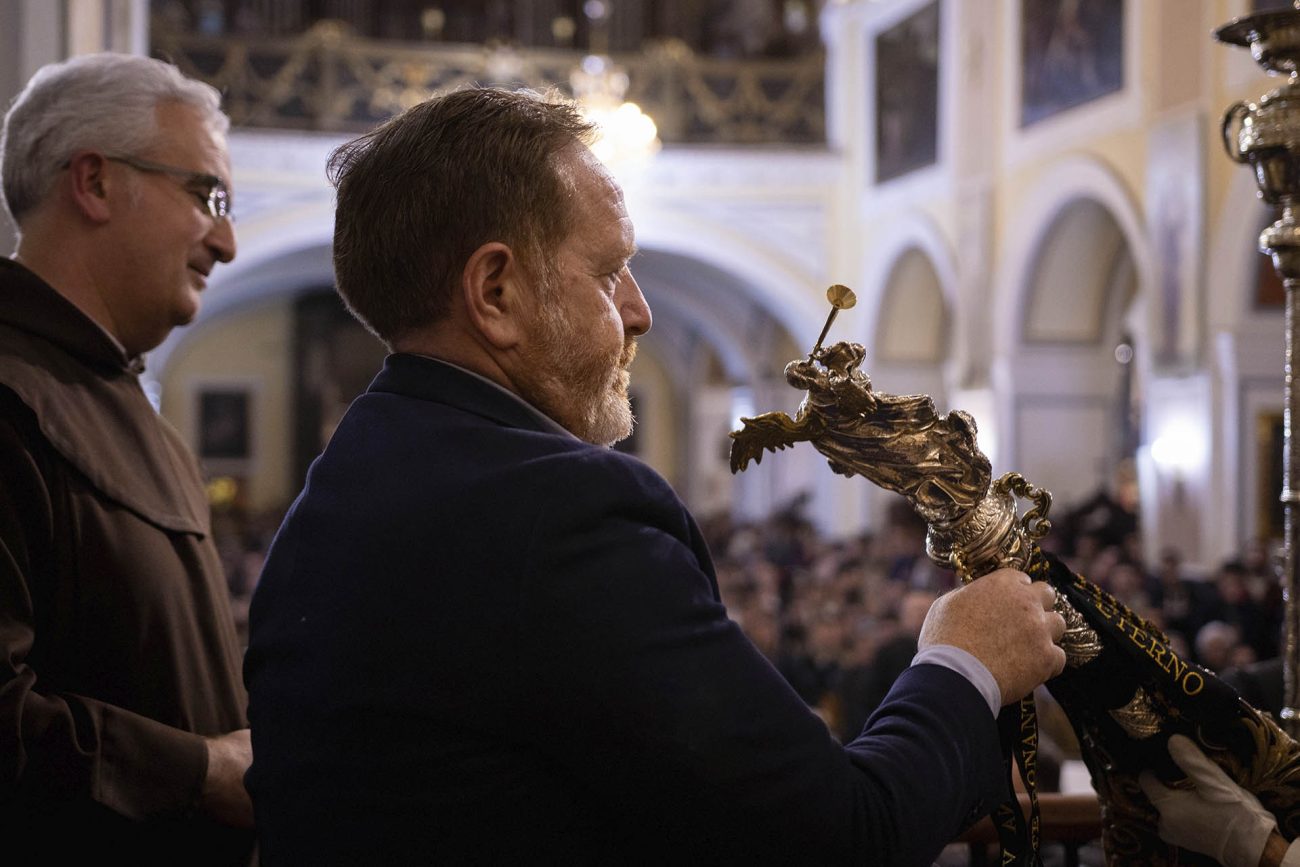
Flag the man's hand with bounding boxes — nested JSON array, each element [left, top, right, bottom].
[[1139, 734, 1280, 867], [917, 569, 1066, 705], [200, 728, 254, 828]]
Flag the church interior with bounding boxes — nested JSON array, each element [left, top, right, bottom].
[[5, 0, 1300, 860]]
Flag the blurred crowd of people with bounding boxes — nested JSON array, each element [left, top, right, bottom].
[[701, 497, 959, 744], [1045, 488, 1284, 683], [210, 495, 283, 643], [211, 484, 1290, 748], [701, 488, 1288, 748]]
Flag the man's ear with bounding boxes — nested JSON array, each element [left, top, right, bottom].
[[461, 241, 530, 349], [65, 152, 114, 224]]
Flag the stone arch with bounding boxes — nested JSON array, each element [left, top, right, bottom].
[[860, 212, 958, 366], [856, 220, 955, 530], [154, 198, 825, 379], [150, 203, 338, 376], [1019, 198, 1136, 348], [152, 206, 819, 522], [995, 157, 1151, 358], [992, 156, 1149, 516], [628, 203, 827, 349], [873, 248, 948, 366]]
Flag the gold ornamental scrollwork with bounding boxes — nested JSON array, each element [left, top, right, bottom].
[[148, 21, 826, 144], [1109, 688, 1163, 741], [1052, 586, 1104, 668]]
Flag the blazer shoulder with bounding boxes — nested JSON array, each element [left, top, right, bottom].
[[541, 443, 683, 510]]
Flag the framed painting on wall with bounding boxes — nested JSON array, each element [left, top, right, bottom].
[[1258, 409, 1284, 542], [1020, 0, 1124, 127], [198, 388, 251, 461], [874, 0, 940, 184]]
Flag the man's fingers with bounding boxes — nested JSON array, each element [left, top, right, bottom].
[[1138, 770, 1177, 807], [1167, 734, 1199, 764], [985, 567, 1031, 588], [1036, 581, 1056, 609], [1168, 734, 1218, 777], [1048, 610, 1067, 642], [1039, 593, 1067, 677], [1165, 735, 1261, 807], [1036, 585, 1067, 676], [1043, 643, 1067, 678], [1168, 735, 1237, 793]]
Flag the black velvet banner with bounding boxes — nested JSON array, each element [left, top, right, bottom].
[[1021, 546, 1300, 865]]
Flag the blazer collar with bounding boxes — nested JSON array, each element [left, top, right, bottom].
[[369, 352, 576, 438]]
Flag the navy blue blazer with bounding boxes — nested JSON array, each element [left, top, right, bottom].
[[244, 354, 1007, 866]]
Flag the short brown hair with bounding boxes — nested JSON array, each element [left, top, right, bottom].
[[327, 87, 596, 344]]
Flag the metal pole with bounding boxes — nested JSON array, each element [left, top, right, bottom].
[[1283, 269, 1300, 734], [1215, 3, 1300, 734]]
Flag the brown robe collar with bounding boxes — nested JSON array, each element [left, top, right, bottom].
[[0, 258, 209, 535]]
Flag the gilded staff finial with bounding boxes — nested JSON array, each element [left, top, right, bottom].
[[729, 284, 1047, 577]]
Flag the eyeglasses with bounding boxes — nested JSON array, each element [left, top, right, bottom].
[[105, 154, 232, 220]]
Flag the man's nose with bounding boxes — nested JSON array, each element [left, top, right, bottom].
[[618, 270, 651, 336], [207, 215, 237, 263]]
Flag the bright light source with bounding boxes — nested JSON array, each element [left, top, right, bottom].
[[571, 55, 660, 167], [1149, 423, 1207, 475]]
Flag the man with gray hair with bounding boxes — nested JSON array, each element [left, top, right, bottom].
[[0, 53, 251, 864]]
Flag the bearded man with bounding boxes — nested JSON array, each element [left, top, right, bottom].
[[243, 87, 1066, 866]]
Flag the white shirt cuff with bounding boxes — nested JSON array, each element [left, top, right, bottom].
[[911, 644, 1001, 717]]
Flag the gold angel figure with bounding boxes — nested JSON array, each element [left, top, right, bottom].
[[729, 340, 991, 525]]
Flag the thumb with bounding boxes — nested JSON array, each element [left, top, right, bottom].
[[1139, 770, 1179, 807]]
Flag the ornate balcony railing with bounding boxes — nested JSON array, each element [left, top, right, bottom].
[[151, 20, 826, 144]]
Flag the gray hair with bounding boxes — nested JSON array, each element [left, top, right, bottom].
[[1, 52, 228, 224]]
